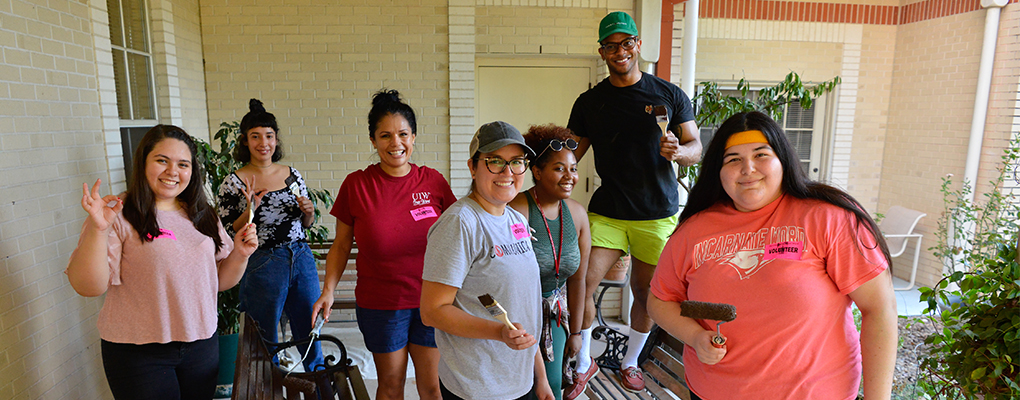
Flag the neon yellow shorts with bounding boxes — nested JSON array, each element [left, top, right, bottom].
[[588, 212, 679, 266]]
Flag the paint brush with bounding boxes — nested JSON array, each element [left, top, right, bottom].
[[285, 174, 301, 197], [246, 198, 254, 225], [478, 293, 517, 330], [680, 300, 736, 348], [653, 105, 669, 137]]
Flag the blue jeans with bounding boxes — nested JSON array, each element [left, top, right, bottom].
[[239, 241, 324, 370], [101, 335, 218, 400]]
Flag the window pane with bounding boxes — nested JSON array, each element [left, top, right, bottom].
[[107, 0, 123, 47], [112, 49, 131, 119], [786, 130, 813, 161], [127, 53, 155, 120], [123, 0, 148, 52], [785, 101, 814, 129]]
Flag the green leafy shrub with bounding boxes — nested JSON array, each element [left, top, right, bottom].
[[918, 136, 1020, 399]]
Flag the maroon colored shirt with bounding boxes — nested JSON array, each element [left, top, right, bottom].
[[331, 163, 456, 309]]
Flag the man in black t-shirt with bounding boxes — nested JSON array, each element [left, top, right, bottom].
[[564, 11, 701, 398]]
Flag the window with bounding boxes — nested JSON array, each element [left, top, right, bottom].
[[108, 0, 156, 174], [697, 89, 828, 180]]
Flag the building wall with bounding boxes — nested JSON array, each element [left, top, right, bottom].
[[3, 1, 1019, 396], [0, 0, 111, 398], [0, 0, 209, 397], [199, 0, 452, 196], [879, 5, 1003, 287]]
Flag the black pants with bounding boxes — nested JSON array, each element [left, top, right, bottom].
[[689, 389, 703, 400], [440, 379, 537, 400], [101, 335, 219, 400]]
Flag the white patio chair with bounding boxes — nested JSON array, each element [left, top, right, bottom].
[[879, 206, 927, 291]]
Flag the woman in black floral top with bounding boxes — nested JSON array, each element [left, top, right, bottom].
[[217, 99, 323, 370]]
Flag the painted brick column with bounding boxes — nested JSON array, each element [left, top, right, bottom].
[[449, 1, 475, 195]]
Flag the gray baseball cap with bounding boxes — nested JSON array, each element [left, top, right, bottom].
[[469, 121, 535, 158]]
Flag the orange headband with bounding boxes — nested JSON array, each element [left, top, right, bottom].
[[725, 130, 767, 149]]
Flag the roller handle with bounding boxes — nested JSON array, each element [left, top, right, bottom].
[[711, 335, 726, 348]]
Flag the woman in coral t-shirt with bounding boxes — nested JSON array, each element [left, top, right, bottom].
[[648, 111, 898, 400]]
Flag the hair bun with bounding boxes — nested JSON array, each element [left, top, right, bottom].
[[248, 99, 266, 113], [371, 89, 402, 107]]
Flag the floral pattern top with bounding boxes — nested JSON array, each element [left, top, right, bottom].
[[217, 166, 308, 248]]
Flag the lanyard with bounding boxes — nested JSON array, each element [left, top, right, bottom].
[[531, 189, 563, 287]]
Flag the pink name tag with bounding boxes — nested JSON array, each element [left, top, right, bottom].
[[410, 206, 438, 221], [511, 223, 529, 240], [763, 241, 803, 260], [147, 228, 177, 241]]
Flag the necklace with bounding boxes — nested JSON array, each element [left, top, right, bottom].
[[531, 188, 563, 286]]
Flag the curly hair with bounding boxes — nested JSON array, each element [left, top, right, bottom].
[[234, 98, 284, 163], [523, 124, 578, 167]]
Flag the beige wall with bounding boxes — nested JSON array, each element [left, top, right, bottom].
[[0, 0, 111, 398], [880, 7, 1001, 287], [200, 0, 452, 195], [1, 0, 210, 397]]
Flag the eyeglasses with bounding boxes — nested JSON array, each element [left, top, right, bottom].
[[536, 138, 578, 160], [481, 157, 529, 175], [600, 36, 638, 53]]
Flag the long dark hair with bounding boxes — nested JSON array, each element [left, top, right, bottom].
[[368, 89, 417, 139], [235, 99, 283, 163], [123, 125, 224, 251], [682, 111, 891, 267]]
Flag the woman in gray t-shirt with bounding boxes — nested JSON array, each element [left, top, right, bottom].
[[421, 121, 553, 400]]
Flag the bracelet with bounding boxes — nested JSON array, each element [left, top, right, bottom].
[[570, 331, 582, 336]]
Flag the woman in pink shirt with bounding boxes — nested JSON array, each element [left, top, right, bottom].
[[648, 111, 897, 400], [66, 125, 258, 399]]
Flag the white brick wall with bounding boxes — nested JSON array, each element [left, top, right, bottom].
[[1, 0, 112, 397]]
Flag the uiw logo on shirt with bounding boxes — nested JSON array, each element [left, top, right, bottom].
[[691, 226, 806, 279], [411, 191, 431, 206]]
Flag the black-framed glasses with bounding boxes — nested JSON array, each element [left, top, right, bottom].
[[481, 157, 529, 175], [600, 36, 638, 53], [536, 138, 578, 160]]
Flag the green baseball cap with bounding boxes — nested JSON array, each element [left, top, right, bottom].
[[598, 11, 639, 43]]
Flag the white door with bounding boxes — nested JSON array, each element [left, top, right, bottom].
[[476, 57, 598, 205]]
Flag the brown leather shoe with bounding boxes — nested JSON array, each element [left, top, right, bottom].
[[563, 357, 598, 400], [619, 366, 645, 392]]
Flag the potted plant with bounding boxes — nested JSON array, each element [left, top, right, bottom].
[[195, 121, 334, 394], [917, 136, 1020, 399]]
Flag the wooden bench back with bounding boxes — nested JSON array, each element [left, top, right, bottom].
[[233, 314, 285, 399], [309, 240, 358, 313], [233, 314, 370, 400], [639, 327, 692, 400]]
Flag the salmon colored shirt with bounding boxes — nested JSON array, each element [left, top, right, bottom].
[[69, 209, 233, 344], [650, 194, 886, 400]]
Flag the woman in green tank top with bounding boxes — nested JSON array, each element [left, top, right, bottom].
[[509, 124, 591, 400]]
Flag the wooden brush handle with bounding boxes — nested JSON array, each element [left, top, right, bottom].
[[495, 313, 516, 330]]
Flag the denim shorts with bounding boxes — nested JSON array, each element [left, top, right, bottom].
[[355, 306, 436, 353]]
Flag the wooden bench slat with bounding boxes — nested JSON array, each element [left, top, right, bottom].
[[586, 326, 690, 400], [646, 347, 685, 382], [642, 356, 690, 400]]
